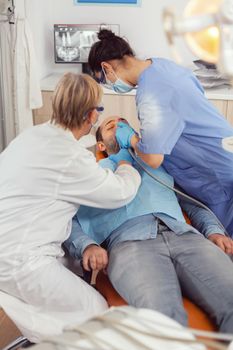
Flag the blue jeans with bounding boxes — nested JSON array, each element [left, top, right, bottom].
[[107, 226, 233, 332]]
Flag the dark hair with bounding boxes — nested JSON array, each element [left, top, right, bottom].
[[88, 29, 135, 72], [96, 126, 103, 142], [96, 126, 108, 158]]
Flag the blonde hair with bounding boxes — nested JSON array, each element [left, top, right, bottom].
[[51, 72, 102, 129]]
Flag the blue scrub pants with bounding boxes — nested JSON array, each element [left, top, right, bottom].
[[107, 226, 233, 332]]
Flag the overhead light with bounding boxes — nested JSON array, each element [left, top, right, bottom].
[[163, 0, 233, 77]]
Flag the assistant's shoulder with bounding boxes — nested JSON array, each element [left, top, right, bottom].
[[139, 58, 190, 84], [137, 58, 194, 103]]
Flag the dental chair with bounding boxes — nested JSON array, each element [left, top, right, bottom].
[[95, 271, 216, 332], [95, 149, 217, 332]]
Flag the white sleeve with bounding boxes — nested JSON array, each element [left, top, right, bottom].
[[58, 150, 141, 209]]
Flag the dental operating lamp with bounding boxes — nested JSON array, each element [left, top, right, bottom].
[[163, 0, 233, 78], [163, 0, 233, 153]]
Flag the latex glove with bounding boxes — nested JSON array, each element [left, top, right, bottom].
[[208, 234, 233, 254], [82, 244, 108, 271], [116, 122, 135, 149], [109, 149, 133, 164]]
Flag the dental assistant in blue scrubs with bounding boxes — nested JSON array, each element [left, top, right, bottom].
[[88, 29, 233, 237]]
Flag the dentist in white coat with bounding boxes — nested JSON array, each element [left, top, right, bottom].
[[0, 73, 141, 342]]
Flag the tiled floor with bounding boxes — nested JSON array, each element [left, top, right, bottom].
[[0, 308, 22, 349]]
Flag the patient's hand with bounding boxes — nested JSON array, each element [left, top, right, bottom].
[[82, 245, 108, 271], [208, 234, 233, 254]]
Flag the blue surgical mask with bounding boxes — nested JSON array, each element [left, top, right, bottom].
[[102, 67, 134, 93], [112, 78, 134, 93]]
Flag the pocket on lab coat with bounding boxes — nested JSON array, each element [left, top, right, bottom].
[[171, 166, 229, 205]]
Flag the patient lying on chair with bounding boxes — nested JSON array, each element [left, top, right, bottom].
[[65, 116, 233, 333]]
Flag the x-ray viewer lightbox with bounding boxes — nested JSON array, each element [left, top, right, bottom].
[[54, 24, 119, 64]]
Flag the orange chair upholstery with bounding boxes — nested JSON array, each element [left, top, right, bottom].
[[96, 271, 216, 331], [96, 149, 106, 161], [95, 149, 216, 331]]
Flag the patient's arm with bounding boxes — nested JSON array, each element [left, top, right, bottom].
[[179, 198, 233, 254], [64, 215, 99, 260], [179, 197, 225, 237]]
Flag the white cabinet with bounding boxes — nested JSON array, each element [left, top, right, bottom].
[[33, 92, 53, 125], [33, 92, 233, 129], [33, 92, 141, 131], [35, 74, 233, 128]]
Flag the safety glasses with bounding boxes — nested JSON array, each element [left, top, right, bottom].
[[93, 70, 106, 85], [95, 106, 104, 113], [83, 105, 104, 121]]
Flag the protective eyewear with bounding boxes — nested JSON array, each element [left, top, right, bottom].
[[93, 70, 106, 84], [83, 105, 104, 121], [95, 106, 104, 113]]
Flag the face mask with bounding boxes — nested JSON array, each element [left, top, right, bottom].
[[112, 78, 134, 93], [102, 67, 134, 93], [101, 67, 113, 90]]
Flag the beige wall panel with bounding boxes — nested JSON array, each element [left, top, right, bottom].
[[33, 92, 53, 125], [227, 101, 233, 126], [209, 99, 227, 118], [101, 94, 139, 132]]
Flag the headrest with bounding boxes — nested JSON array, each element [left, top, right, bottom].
[[96, 149, 107, 161]]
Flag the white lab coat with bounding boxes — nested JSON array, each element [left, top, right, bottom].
[[14, 17, 43, 133], [0, 122, 141, 342], [0, 21, 16, 145]]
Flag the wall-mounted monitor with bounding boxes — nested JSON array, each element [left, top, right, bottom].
[[54, 24, 119, 64]]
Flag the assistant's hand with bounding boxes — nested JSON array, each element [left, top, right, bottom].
[[208, 234, 233, 254], [82, 244, 108, 271], [116, 122, 136, 148], [109, 149, 133, 164]]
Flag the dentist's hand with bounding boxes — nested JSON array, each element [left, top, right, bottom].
[[82, 245, 108, 271], [116, 122, 136, 149], [208, 234, 233, 254], [109, 149, 133, 164]]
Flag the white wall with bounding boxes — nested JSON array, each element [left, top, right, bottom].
[[25, 0, 197, 80], [24, 0, 54, 79]]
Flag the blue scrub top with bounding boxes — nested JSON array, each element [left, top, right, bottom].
[[136, 58, 233, 234]]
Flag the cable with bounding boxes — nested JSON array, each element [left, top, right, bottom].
[[128, 148, 229, 236]]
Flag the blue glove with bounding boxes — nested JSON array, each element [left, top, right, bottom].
[[116, 122, 135, 149], [109, 149, 133, 164]]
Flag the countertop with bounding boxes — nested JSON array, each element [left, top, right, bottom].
[[41, 73, 233, 100]]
